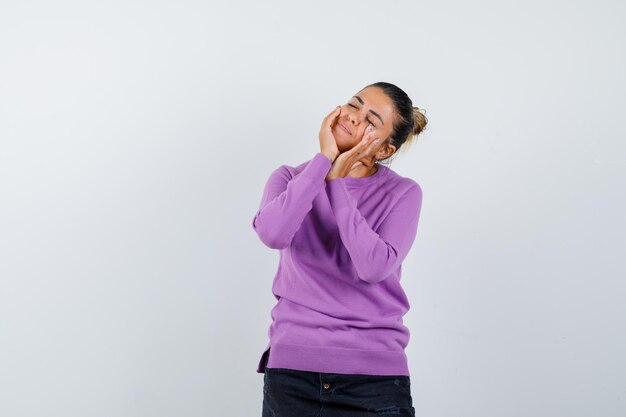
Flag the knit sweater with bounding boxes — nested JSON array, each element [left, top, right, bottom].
[[252, 151, 423, 376]]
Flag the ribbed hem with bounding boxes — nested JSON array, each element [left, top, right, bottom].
[[257, 342, 409, 376]]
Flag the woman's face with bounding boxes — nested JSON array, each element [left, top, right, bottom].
[[332, 86, 396, 154]]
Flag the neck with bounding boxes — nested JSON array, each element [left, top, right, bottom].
[[347, 162, 379, 179]]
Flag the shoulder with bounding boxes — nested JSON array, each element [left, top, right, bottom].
[[380, 165, 423, 198], [267, 155, 314, 181], [280, 155, 318, 177], [269, 154, 311, 176], [293, 156, 314, 175]]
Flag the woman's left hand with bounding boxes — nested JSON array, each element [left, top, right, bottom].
[[325, 125, 381, 183]]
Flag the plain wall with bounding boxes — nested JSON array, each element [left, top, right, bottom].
[[1, 1, 625, 416]]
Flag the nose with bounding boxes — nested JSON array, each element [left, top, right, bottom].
[[348, 111, 363, 125]]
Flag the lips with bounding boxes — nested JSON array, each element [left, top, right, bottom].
[[338, 122, 351, 135]]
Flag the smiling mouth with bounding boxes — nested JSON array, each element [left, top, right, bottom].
[[338, 123, 351, 135]]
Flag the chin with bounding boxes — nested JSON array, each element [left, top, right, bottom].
[[332, 128, 351, 146], [336, 137, 357, 152]]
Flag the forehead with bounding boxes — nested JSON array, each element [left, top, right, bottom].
[[353, 87, 395, 126]]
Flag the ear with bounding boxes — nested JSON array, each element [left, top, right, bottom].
[[377, 142, 396, 160]]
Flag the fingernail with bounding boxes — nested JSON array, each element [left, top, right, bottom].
[[374, 138, 380, 143]]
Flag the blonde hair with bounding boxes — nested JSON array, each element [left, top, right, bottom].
[[400, 106, 428, 152]]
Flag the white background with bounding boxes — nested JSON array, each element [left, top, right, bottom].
[[1, 1, 625, 416]]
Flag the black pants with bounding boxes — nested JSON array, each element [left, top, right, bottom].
[[262, 367, 416, 416]]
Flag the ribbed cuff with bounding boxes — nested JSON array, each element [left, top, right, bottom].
[[326, 176, 356, 211], [299, 152, 332, 184]]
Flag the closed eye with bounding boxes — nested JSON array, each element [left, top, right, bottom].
[[348, 103, 375, 126]]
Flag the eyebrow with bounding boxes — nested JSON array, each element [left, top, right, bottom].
[[353, 95, 385, 126]]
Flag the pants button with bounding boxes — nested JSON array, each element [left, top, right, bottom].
[[323, 383, 331, 390]]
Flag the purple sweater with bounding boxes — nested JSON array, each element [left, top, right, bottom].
[[252, 152, 423, 376]]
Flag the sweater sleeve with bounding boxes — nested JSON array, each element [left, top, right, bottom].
[[325, 178, 423, 284], [252, 152, 332, 249]]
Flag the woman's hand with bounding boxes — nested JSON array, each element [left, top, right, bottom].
[[325, 125, 381, 183], [319, 106, 342, 162]]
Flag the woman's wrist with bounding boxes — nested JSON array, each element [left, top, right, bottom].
[[322, 150, 339, 163]]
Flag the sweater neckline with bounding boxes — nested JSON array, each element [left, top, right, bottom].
[[341, 163, 388, 186]]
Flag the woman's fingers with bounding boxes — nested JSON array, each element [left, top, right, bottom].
[[321, 107, 334, 129], [319, 106, 342, 159], [357, 126, 379, 149], [348, 127, 380, 159], [330, 106, 341, 128], [365, 124, 380, 142], [324, 106, 341, 127]]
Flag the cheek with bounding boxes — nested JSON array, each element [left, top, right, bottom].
[[342, 105, 358, 117]]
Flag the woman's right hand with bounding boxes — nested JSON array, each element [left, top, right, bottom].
[[319, 106, 342, 162]]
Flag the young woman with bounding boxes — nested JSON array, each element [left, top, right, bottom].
[[252, 81, 428, 416]]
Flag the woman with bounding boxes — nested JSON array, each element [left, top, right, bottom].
[[252, 81, 428, 417]]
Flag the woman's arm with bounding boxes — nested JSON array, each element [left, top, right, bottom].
[[252, 152, 332, 249], [252, 105, 343, 249], [326, 178, 423, 284]]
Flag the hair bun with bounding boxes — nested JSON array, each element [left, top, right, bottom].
[[412, 107, 428, 136]]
